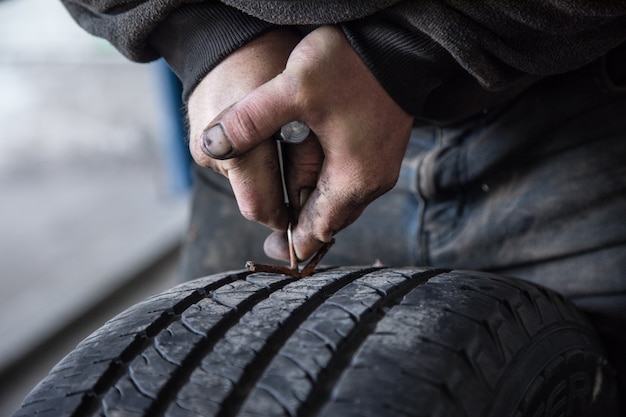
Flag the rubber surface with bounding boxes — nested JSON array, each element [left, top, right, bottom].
[[13, 267, 620, 417]]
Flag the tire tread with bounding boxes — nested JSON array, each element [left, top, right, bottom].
[[12, 268, 617, 417]]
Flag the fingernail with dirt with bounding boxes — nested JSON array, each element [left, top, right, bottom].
[[202, 124, 234, 159]]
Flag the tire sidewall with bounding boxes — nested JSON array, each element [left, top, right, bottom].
[[488, 320, 617, 416]]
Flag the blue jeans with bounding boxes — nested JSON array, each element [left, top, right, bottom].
[[181, 51, 626, 386], [181, 50, 626, 318], [182, 51, 626, 302]]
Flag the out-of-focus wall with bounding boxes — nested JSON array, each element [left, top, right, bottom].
[[0, 0, 189, 414]]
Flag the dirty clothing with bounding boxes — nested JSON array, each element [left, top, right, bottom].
[[61, 0, 626, 121], [182, 46, 626, 302]]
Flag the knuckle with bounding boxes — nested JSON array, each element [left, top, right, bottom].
[[239, 207, 260, 223], [235, 193, 280, 229], [348, 179, 390, 203], [190, 147, 221, 174], [189, 144, 230, 177], [227, 103, 267, 147], [378, 174, 398, 194], [239, 205, 278, 229], [280, 71, 315, 115], [313, 227, 335, 244], [364, 168, 399, 195], [237, 196, 265, 223]]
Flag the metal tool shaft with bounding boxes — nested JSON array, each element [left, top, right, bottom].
[[275, 140, 298, 270], [246, 121, 335, 278]]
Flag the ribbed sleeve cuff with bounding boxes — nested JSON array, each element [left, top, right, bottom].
[[149, 3, 275, 102]]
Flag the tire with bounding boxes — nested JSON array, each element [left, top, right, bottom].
[[13, 267, 620, 417]]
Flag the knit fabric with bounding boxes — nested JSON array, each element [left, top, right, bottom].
[[220, 0, 402, 24], [60, 0, 626, 120]]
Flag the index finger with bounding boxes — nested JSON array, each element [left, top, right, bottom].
[[221, 139, 289, 231]]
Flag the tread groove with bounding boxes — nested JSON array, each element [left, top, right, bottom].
[[70, 272, 250, 417], [214, 267, 382, 417], [145, 273, 304, 416], [12, 268, 619, 417], [301, 327, 339, 352], [299, 268, 445, 417], [257, 385, 296, 417]]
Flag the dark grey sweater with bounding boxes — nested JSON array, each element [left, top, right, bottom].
[[60, 0, 626, 122]]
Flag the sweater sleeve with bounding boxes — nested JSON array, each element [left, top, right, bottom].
[[147, 4, 275, 101], [340, 1, 626, 122], [61, 0, 626, 116], [60, 0, 275, 100]]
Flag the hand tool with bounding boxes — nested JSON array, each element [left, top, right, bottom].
[[246, 121, 335, 277]]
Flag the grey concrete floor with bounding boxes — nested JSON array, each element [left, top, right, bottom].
[[0, 0, 190, 413]]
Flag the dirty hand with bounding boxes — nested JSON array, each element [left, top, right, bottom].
[[194, 25, 414, 262], [188, 29, 301, 231]]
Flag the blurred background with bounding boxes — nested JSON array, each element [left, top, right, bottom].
[[0, 0, 192, 413]]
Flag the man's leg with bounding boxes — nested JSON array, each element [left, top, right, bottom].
[[412, 51, 626, 398]]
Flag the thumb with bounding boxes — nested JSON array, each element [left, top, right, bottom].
[[199, 76, 298, 160]]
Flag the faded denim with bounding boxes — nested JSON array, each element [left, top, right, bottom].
[[183, 54, 625, 304]]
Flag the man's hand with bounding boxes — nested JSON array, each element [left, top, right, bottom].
[[187, 28, 301, 231], [193, 26, 414, 262]]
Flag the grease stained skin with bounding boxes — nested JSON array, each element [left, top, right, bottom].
[[246, 124, 336, 279]]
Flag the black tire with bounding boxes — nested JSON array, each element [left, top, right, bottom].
[[13, 267, 620, 417]]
